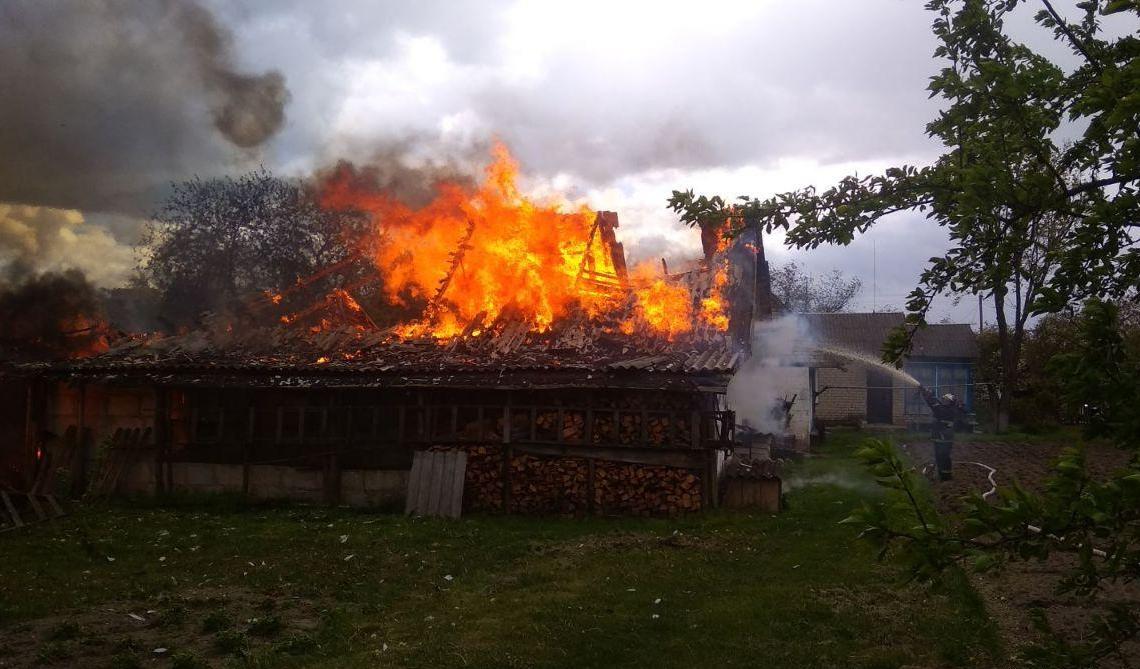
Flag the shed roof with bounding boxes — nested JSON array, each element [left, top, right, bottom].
[[800, 312, 977, 360]]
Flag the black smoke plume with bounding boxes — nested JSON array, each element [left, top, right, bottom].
[[0, 0, 290, 216], [0, 269, 107, 361]]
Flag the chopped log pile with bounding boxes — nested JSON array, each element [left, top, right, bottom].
[[594, 461, 702, 515], [457, 444, 702, 516]]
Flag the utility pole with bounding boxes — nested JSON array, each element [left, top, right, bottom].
[[978, 293, 984, 332]]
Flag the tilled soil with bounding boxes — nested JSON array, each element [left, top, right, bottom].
[[902, 440, 1138, 667]]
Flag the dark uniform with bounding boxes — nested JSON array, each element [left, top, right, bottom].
[[920, 387, 964, 480]]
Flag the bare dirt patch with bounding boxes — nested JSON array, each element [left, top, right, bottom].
[[903, 439, 1139, 665]]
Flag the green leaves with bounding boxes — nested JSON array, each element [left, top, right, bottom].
[[670, 0, 1140, 363]]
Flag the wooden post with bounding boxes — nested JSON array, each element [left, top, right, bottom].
[[704, 447, 719, 510], [153, 387, 167, 495], [690, 411, 701, 449]]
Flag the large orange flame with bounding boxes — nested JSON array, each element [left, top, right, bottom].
[[321, 144, 627, 338], [319, 144, 728, 341]]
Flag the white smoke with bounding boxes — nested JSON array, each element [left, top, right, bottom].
[[728, 315, 814, 435]]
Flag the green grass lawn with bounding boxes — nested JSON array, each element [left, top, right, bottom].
[[0, 432, 1002, 669]]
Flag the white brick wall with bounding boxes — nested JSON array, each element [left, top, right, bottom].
[[815, 365, 907, 426]]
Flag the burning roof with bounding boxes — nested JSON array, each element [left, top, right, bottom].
[[27, 145, 766, 387]]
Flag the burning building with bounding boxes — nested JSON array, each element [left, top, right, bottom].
[[5, 148, 774, 516]]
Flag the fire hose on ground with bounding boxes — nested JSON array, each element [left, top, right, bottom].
[[941, 459, 1109, 559]]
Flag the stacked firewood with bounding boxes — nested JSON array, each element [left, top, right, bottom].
[[455, 444, 703, 516], [534, 411, 586, 442], [506, 453, 588, 514], [595, 462, 702, 515], [459, 445, 503, 511]]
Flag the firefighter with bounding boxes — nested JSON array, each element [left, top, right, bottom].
[[920, 387, 964, 480]]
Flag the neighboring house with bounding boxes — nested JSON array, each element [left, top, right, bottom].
[[803, 313, 977, 428]]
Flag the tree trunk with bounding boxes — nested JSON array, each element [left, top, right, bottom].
[[993, 287, 1013, 433]]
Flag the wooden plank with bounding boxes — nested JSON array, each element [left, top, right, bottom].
[[44, 495, 65, 517], [426, 452, 444, 516], [1, 492, 23, 528], [427, 451, 443, 514], [410, 451, 427, 515], [441, 451, 458, 516], [416, 451, 435, 515], [447, 451, 467, 518], [436, 451, 452, 515], [26, 494, 46, 521], [441, 453, 457, 517], [405, 451, 425, 515], [405, 450, 467, 519], [705, 448, 719, 509]]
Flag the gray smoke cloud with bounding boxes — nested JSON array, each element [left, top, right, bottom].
[[0, 205, 136, 288], [0, 0, 290, 216], [728, 315, 815, 435]]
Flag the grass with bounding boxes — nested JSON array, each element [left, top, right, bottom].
[[0, 430, 1001, 668]]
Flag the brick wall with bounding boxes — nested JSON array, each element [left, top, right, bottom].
[[815, 365, 906, 426]]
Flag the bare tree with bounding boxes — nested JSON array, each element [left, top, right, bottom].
[[770, 262, 862, 313], [140, 169, 370, 328]]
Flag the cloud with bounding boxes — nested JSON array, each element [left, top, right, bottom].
[[0, 204, 136, 287], [0, 0, 290, 215], [239, 0, 940, 184]]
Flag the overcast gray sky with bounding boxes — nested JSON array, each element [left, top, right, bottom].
[[1, 0, 1120, 325]]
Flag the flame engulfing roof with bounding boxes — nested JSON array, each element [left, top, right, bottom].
[[43, 234, 750, 389], [30, 146, 769, 388], [48, 265, 743, 389]]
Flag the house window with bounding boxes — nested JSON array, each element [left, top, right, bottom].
[[904, 362, 974, 415]]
